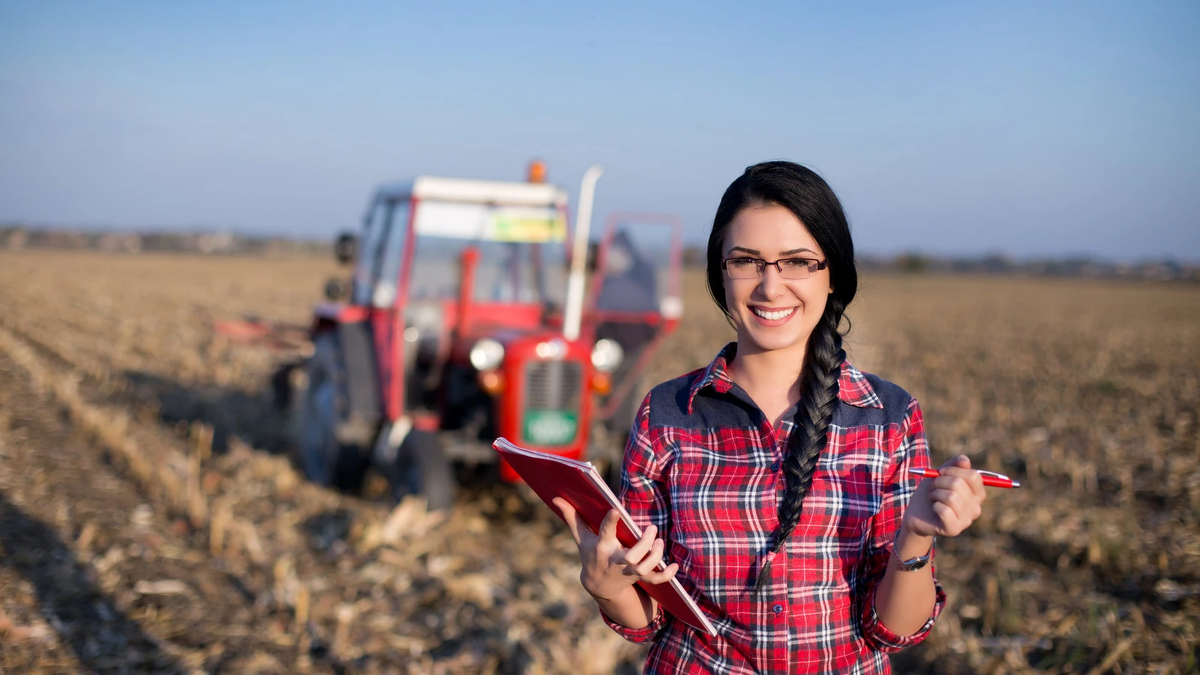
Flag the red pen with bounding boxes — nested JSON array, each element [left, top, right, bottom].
[[908, 467, 1021, 489]]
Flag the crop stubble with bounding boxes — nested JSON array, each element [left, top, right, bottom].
[[0, 250, 1197, 674]]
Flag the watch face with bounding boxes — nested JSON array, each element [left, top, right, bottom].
[[895, 535, 935, 571]]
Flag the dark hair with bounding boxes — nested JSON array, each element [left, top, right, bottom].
[[704, 161, 858, 591]]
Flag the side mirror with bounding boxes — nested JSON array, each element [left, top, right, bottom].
[[324, 277, 348, 301], [334, 232, 357, 266], [586, 241, 600, 273]]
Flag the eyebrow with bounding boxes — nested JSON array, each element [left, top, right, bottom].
[[726, 246, 818, 256]]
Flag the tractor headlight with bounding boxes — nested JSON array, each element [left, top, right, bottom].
[[591, 339, 624, 373], [469, 338, 505, 371]]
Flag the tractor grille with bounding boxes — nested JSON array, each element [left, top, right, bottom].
[[523, 360, 583, 411]]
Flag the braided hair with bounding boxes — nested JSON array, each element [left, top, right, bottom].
[[704, 161, 858, 592]]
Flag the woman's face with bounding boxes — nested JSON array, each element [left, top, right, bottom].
[[722, 204, 832, 361]]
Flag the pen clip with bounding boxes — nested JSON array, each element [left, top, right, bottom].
[[976, 470, 1009, 480]]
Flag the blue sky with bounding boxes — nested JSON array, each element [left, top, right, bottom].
[[1, 1, 1197, 260]]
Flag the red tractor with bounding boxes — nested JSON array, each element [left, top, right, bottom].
[[288, 164, 682, 509]]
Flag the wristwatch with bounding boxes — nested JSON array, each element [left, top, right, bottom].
[[895, 533, 935, 572]]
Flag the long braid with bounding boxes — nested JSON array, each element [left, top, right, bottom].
[[754, 297, 847, 592]]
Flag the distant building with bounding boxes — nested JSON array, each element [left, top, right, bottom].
[[97, 232, 144, 253], [197, 230, 235, 254], [2, 228, 27, 250]]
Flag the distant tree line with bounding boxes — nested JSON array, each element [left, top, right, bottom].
[[681, 246, 1199, 282], [3, 224, 1196, 282], [855, 251, 1199, 282], [0, 225, 331, 257]]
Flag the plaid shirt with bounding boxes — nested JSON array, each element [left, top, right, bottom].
[[603, 344, 946, 673]]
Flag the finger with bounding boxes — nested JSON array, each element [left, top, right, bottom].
[[929, 488, 969, 522], [940, 454, 972, 471], [930, 501, 961, 535], [932, 473, 980, 501], [937, 465, 985, 497], [623, 524, 658, 566], [937, 472, 986, 507], [640, 562, 679, 585], [633, 537, 666, 577], [552, 498, 583, 545], [967, 471, 985, 499], [597, 509, 622, 543]]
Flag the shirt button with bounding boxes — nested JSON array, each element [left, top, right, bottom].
[[773, 604, 784, 614], [770, 462, 780, 472]]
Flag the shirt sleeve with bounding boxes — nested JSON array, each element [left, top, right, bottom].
[[600, 392, 674, 643], [858, 397, 947, 652]]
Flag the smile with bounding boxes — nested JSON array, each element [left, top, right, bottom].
[[751, 307, 795, 321]]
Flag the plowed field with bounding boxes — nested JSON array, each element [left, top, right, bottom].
[[0, 250, 1196, 674]]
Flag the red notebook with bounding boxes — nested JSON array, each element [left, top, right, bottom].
[[493, 437, 717, 636]]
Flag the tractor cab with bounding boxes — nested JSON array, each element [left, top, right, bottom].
[[297, 167, 681, 508]]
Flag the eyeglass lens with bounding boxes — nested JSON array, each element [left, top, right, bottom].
[[724, 257, 819, 280]]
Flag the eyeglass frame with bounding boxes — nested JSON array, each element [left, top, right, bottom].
[[721, 256, 828, 280]]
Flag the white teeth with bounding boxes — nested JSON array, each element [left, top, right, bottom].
[[752, 307, 795, 321]]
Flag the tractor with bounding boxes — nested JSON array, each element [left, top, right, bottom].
[[284, 163, 682, 509]]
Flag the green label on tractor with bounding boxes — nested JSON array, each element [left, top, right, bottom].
[[523, 410, 578, 446], [491, 213, 567, 243]]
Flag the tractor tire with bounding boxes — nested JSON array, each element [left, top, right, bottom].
[[299, 332, 368, 491], [390, 430, 455, 511], [606, 376, 645, 439], [603, 451, 625, 494], [602, 377, 643, 492]]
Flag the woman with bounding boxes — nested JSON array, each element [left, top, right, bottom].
[[555, 161, 986, 673]]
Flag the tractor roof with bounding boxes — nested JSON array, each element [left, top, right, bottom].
[[373, 177, 569, 208]]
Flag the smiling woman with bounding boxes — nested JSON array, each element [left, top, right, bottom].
[[717, 204, 833, 386], [555, 161, 991, 673]]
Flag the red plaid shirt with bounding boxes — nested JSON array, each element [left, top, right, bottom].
[[603, 344, 946, 673]]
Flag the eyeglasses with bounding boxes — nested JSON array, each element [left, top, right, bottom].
[[721, 256, 828, 280]]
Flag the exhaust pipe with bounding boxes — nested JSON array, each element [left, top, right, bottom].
[[563, 165, 603, 342]]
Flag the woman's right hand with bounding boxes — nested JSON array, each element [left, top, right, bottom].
[[552, 498, 679, 601]]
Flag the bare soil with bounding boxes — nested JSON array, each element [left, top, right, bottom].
[[0, 250, 1197, 674]]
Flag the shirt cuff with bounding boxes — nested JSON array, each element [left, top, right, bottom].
[[862, 575, 947, 652], [600, 603, 668, 643]]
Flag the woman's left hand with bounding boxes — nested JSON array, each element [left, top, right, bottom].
[[902, 455, 986, 538]]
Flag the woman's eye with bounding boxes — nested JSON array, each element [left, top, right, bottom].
[[730, 258, 756, 268], [781, 258, 808, 270]]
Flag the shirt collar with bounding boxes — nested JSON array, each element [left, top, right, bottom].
[[687, 342, 883, 413]]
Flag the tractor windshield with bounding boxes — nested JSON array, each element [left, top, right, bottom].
[[352, 194, 569, 310], [406, 197, 570, 308], [410, 237, 568, 307]]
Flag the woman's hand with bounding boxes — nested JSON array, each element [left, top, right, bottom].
[[901, 455, 986, 539], [552, 498, 678, 602]]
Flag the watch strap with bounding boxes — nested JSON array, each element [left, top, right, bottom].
[[895, 532, 935, 572]]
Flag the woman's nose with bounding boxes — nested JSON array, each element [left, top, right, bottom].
[[755, 264, 786, 299]]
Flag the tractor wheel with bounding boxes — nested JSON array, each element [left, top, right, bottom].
[[610, 377, 645, 437], [299, 333, 368, 491], [603, 451, 625, 494], [390, 430, 455, 511], [602, 376, 643, 492]]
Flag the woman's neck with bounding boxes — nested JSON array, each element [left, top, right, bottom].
[[727, 342, 806, 427]]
